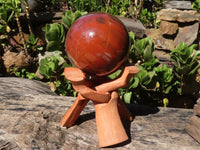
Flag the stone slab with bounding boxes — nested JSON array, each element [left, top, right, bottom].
[[146, 28, 175, 50], [174, 22, 199, 47], [118, 17, 146, 38], [160, 20, 178, 36], [164, 1, 192, 10], [0, 77, 199, 149], [157, 9, 200, 22]]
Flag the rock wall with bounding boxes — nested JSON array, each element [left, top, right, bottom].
[[146, 8, 200, 62]]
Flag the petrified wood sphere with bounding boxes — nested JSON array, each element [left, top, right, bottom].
[[65, 12, 129, 76]]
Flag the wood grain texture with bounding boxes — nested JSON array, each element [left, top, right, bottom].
[[186, 115, 200, 143], [0, 77, 199, 149]]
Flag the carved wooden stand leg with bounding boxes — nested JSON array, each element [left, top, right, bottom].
[[62, 66, 139, 147], [61, 94, 89, 127], [94, 91, 128, 147]]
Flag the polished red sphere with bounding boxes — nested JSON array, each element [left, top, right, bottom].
[[65, 12, 129, 76]]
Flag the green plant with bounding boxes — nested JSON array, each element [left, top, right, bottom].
[[0, 1, 14, 36], [39, 54, 75, 96], [68, 0, 103, 12], [192, 0, 200, 13], [39, 54, 61, 79], [10, 68, 39, 79], [129, 32, 159, 70], [153, 65, 175, 95], [4, 0, 29, 53], [27, 33, 43, 52], [120, 32, 200, 107], [103, 0, 131, 16], [139, 8, 157, 28], [44, 23, 65, 52], [170, 42, 200, 95], [62, 10, 87, 31], [0, 0, 42, 55], [120, 32, 160, 105]]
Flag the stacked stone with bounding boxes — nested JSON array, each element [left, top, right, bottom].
[[186, 98, 200, 143], [146, 1, 200, 62], [157, 9, 199, 48]]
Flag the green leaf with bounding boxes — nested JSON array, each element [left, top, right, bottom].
[[48, 61, 56, 72], [0, 7, 7, 21], [108, 69, 122, 79], [124, 92, 132, 104], [188, 63, 200, 75], [164, 86, 172, 94], [144, 45, 153, 61], [7, 10, 14, 22], [192, 50, 200, 62], [39, 66, 50, 79], [129, 31, 135, 42], [45, 23, 65, 42], [0, 24, 6, 33], [46, 41, 61, 51], [129, 77, 139, 88]]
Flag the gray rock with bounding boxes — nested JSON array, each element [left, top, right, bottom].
[[118, 17, 146, 38], [174, 22, 199, 47], [21, 0, 41, 12], [164, 0, 192, 10], [146, 29, 175, 50], [0, 77, 199, 149], [152, 50, 171, 64]]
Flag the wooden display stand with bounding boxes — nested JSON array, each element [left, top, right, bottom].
[[186, 98, 200, 143], [61, 66, 139, 147]]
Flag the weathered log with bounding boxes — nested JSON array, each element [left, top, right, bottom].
[[193, 99, 200, 116], [186, 115, 200, 143], [0, 77, 199, 149], [194, 104, 200, 117]]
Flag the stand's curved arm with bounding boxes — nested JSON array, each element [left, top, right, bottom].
[[64, 66, 139, 102]]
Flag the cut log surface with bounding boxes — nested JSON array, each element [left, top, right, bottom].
[[0, 77, 199, 149]]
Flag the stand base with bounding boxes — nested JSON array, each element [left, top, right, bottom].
[[94, 91, 129, 147]]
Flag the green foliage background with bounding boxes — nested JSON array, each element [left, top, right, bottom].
[[1, 0, 200, 107]]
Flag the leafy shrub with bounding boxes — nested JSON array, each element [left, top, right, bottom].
[[170, 42, 200, 95], [139, 8, 157, 28], [192, 0, 200, 13], [39, 54, 76, 96], [44, 23, 65, 52], [120, 32, 200, 107], [62, 10, 87, 30], [68, 0, 103, 12]]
